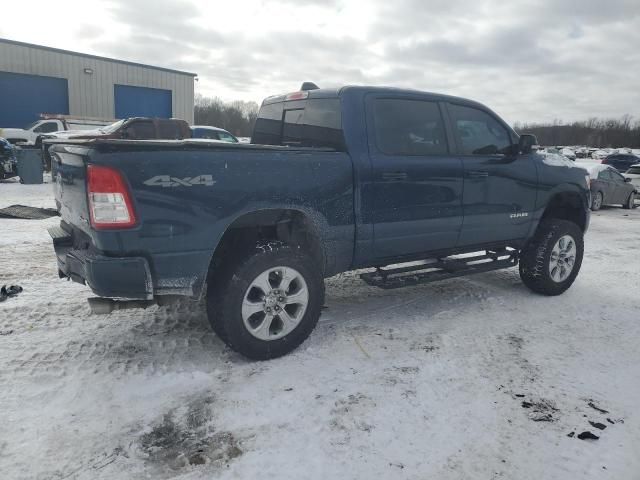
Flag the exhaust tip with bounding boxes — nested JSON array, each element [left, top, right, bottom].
[[87, 297, 116, 314]]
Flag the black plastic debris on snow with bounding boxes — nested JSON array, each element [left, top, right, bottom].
[[577, 431, 599, 441], [567, 432, 575, 438], [0, 204, 59, 220], [0, 285, 23, 302], [587, 401, 609, 414], [589, 421, 607, 430], [520, 398, 559, 422]]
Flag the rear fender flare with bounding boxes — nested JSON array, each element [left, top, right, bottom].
[[197, 205, 332, 297]]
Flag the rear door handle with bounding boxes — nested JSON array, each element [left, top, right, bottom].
[[382, 172, 408, 181], [466, 170, 489, 178]]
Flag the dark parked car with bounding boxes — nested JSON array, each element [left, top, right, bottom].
[[584, 164, 636, 210], [602, 153, 640, 173], [0, 137, 17, 180], [191, 126, 238, 143], [41, 118, 192, 170]]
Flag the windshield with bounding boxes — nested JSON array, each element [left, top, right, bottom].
[[23, 121, 40, 130], [100, 119, 126, 134]]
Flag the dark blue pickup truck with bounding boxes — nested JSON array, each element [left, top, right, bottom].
[[49, 85, 591, 359]]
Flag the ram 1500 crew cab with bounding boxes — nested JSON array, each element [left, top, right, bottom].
[[48, 85, 590, 359]]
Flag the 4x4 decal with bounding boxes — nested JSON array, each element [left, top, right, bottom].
[[143, 175, 216, 188]]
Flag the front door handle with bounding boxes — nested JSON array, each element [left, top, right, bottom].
[[466, 170, 489, 178], [382, 172, 408, 181]]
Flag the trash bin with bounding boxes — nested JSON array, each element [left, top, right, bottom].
[[16, 147, 44, 184]]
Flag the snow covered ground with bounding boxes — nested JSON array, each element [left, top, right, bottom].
[[1, 179, 640, 480]]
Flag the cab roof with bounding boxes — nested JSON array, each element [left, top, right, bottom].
[[262, 85, 489, 110]]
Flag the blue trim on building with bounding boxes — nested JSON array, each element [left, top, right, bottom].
[[114, 84, 172, 119]]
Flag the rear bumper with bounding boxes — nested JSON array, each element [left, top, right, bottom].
[[49, 226, 153, 300]]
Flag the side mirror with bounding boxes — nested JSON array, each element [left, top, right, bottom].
[[518, 134, 540, 154], [625, 177, 632, 182]]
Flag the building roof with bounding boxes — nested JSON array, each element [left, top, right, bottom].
[[0, 38, 197, 77]]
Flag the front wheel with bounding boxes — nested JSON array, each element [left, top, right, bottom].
[[207, 241, 324, 360], [519, 219, 584, 296]]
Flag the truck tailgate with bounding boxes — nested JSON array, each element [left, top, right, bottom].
[[50, 144, 92, 236], [49, 144, 154, 299]]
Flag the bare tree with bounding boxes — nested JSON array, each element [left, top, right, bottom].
[[194, 95, 259, 137], [516, 115, 640, 147]]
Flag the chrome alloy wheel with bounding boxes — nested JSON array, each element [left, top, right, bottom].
[[549, 235, 576, 283], [241, 266, 309, 340]]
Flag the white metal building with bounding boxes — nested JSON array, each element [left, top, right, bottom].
[[0, 38, 196, 127]]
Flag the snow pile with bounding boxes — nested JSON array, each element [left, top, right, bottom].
[[561, 147, 576, 160]]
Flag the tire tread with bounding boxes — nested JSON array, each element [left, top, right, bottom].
[[207, 240, 323, 360], [519, 219, 584, 296]]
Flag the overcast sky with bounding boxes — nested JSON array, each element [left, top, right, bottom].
[[2, 0, 639, 124]]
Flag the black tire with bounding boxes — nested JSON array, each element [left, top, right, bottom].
[[591, 191, 603, 211], [623, 191, 635, 209], [207, 241, 324, 360], [519, 219, 584, 296]]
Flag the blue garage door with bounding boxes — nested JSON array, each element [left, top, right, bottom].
[[0, 71, 69, 128], [114, 85, 172, 119]]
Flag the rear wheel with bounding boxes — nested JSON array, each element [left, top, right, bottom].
[[519, 219, 584, 296], [623, 191, 635, 209], [591, 191, 603, 211], [207, 241, 323, 360]]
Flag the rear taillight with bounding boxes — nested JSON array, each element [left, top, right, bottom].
[[87, 164, 137, 229]]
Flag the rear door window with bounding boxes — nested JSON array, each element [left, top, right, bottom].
[[610, 170, 626, 184], [448, 104, 512, 155], [598, 170, 612, 181], [218, 132, 237, 143], [372, 98, 448, 155], [193, 128, 218, 139]]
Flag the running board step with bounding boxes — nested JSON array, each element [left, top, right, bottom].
[[360, 251, 518, 289]]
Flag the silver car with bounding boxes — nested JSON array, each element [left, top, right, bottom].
[[625, 164, 640, 190]]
